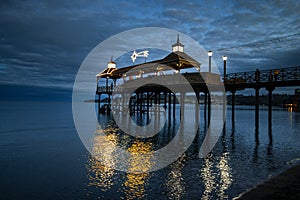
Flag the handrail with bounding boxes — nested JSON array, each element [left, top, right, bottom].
[[226, 66, 300, 84]]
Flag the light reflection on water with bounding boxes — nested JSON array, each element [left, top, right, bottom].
[[201, 153, 216, 199], [85, 105, 300, 199], [124, 141, 153, 199], [87, 120, 155, 199], [165, 154, 186, 199], [218, 152, 232, 199], [87, 129, 118, 191], [87, 156, 115, 191]]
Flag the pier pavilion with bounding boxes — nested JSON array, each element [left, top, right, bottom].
[[96, 36, 223, 123]]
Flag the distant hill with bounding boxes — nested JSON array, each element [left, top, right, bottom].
[[0, 84, 72, 102]]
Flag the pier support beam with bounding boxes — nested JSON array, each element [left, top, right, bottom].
[[267, 90, 275, 129], [164, 92, 167, 110], [140, 92, 143, 114], [255, 88, 260, 130], [98, 94, 101, 113], [135, 92, 139, 115], [266, 86, 274, 143], [231, 90, 236, 123], [168, 92, 172, 119], [268, 88, 273, 127], [108, 94, 111, 114], [158, 92, 161, 113], [208, 92, 211, 126], [195, 91, 200, 125], [120, 93, 123, 113], [173, 93, 176, 118], [146, 92, 150, 115], [255, 69, 261, 131], [155, 92, 158, 114], [267, 70, 275, 129], [223, 91, 226, 124], [180, 92, 185, 120], [204, 92, 207, 122]]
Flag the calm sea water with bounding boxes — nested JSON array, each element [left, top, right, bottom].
[[0, 101, 300, 199]]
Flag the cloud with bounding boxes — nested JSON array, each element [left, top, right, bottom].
[[0, 0, 299, 95]]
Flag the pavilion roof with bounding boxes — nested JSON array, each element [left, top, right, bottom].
[[97, 51, 201, 79]]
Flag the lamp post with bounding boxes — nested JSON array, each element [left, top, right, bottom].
[[208, 51, 213, 73], [222, 56, 227, 82], [222, 56, 227, 124], [106, 76, 109, 92]]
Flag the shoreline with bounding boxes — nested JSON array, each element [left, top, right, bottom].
[[234, 163, 300, 200]]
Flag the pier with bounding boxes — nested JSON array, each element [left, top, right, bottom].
[[96, 37, 300, 131]]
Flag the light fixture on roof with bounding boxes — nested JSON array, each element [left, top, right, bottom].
[[107, 56, 116, 69], [172, 34, 184, 53], [107, 61, 116, 69], [195, 65, 200, 72]]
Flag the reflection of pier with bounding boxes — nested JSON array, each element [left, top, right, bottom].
[[96, 36, 300, 130]]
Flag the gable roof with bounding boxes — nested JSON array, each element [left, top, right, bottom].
[[98, 51, 201, 79]]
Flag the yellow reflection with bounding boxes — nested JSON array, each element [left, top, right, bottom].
[[124, 140, 153, 199], [200, 154, 215, 199], [289, 108, 293, 127], [217, 152, 232, 199], [86, 156, 115, 191], [166, 154, 186, 199], [86, 126, 118, 191]]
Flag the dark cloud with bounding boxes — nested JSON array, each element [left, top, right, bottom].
[[0, 0, 299, 94]]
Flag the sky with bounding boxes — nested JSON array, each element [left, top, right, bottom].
[[0, 0, 300, 100]]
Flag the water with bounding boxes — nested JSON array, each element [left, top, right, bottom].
[[0, 102, 300, 199]]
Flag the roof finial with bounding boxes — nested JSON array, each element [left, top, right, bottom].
[[172, 33, 184, 52], [110, 56, 113, 62]]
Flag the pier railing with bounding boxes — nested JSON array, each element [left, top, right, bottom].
[[97, 66, 300, 94], [97, 86, 113, 93], [226, 66, 300, 84]]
